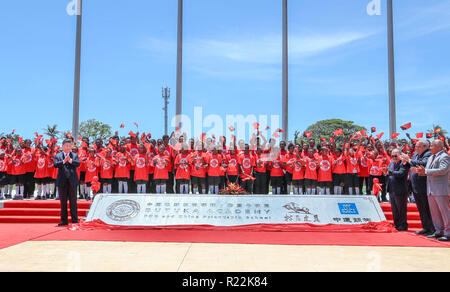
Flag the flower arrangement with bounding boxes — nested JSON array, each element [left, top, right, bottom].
[[219, 183, 248, 195]]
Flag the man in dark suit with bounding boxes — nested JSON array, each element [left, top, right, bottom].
[[403, 140, 435, 235], [386, 149, 411, 231], [54, 139, 80, 226]]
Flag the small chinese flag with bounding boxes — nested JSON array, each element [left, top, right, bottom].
[[371, 127, 377, 133], [253, 122, 260, 131], [361, 129, 366, 136], [435, 128, 441, 134], [391, 133, 400, 139], [272, 132, 280, 138], [438, 136, 445, 142], [400, 122, 412, 130], [66, 133, 72, 139], [265, 126, 270, 131], [120, 123, 125, 129], [228, 126, 235, 132], [304, 132, 312, 138], [134, 122, 139, 128], [415, 133, 423, 138], [129, 131, 136, 138], [376, 132, 384, 140], [34, 132, 38, 137], [426, 133, 433, 139], [18, 137, 23, 144]]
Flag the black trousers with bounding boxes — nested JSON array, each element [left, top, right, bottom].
[[254, 172, 267, 194], [58, 182, 78, 224], [412, 192, 435, 232], [390, 193, 408, 230]]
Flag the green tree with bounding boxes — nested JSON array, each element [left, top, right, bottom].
[[79, 119, 112, 142], [44, 124, 60, 139], [300, 119, 366, 145], [428, 125, 448, 139]]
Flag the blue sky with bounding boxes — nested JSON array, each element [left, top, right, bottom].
[[0, 0, 449, 142]]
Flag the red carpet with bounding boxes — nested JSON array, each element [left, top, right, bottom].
[[1, 201, 447, 250], [0, 200, 91, 223]]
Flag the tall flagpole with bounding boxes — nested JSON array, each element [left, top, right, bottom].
[[72, 0, 82, 141], [282, 0, 288, 141], [387, 0, 396, 137], [175, 0, 183, 129]]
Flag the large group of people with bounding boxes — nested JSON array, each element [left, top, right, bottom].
[[0, 128, 449, 238]]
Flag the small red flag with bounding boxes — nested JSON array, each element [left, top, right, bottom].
[[371, 127, 377, 133], [333, 128, 344, 136], [304, 132, 312, 138], [78, 136, 83, 141], [426, 133, 433, 139], [129, 131, 136, 138], [253, 122, 260, 131], [34, 132, 38, 137], [120, 123, 125, 129], [435, 128, 441, 134], [265, 126, 270, 131], [391, 133, 400, 139], [272, 132, 280, 138], [134, 122, 139, 128], [376, 132, 384, 140], [415, 133, 423, 138], [228, 126, 235, 132], [438, 136, 445, 142], [400, 122, 412, 130], [361, 129, 366, 136], [18, 137, 23, 144]]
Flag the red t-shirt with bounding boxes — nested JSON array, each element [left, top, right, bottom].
[[34, 154, 48, 179], [189, 151, 208, 178], [332, 154, 347, 174], [282, 153, 297, 174], [292, 159, 306, 180], [0, 157, 8, 172], [22, 148, 35, 173], [358, 154, 371, 177], [153, 155, 170, 180], [345, 154, 359, 174], [174, 153, 191, 180], [269, 154, 284, 177], [318, 155, 333, 182], [85, 157, 99, 183], [206, 153, 223, 177], [253, 153, 268, 173], [304, 156, 318, 180], [225, 154, 239, 176], [100, 157, 115, 179], [114, 152, 132, 179], [134, 154, 148, 181], [238, 153, 255, 179]]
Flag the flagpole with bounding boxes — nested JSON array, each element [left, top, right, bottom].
[[282, 0, 288, 142], [387, 0, 396, 137], [175, 0, 183, 129], [72, 0, 82, 141]]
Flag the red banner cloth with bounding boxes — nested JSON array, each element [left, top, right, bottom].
[[69, 220, 397, 233]]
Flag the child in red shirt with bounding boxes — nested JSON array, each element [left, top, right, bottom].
[[304, 148, 319, 195], [134, 144, 149, 194], [153, 144, 170, 194], [291, 152, 306, 195], [174, 144, 191, 194], [332, 148, 346, 195], [188, 143, 208, 194], [99, 149, 116, 194], [34, 147, 49, 200], [238, 144, 255, 194], [206, 146, 223, 194], [317, 148, 334, 195], [345, 148, 360, 195], [0, 150, 8, 200], [253, 148, 269, 194], [268, 148, 284, 194], [114, 144, 133, 193], [85, 148, 100, 200]]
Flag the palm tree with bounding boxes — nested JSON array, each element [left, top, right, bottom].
[[428, 125, 447, 138], [44, 124, 60, 139]]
